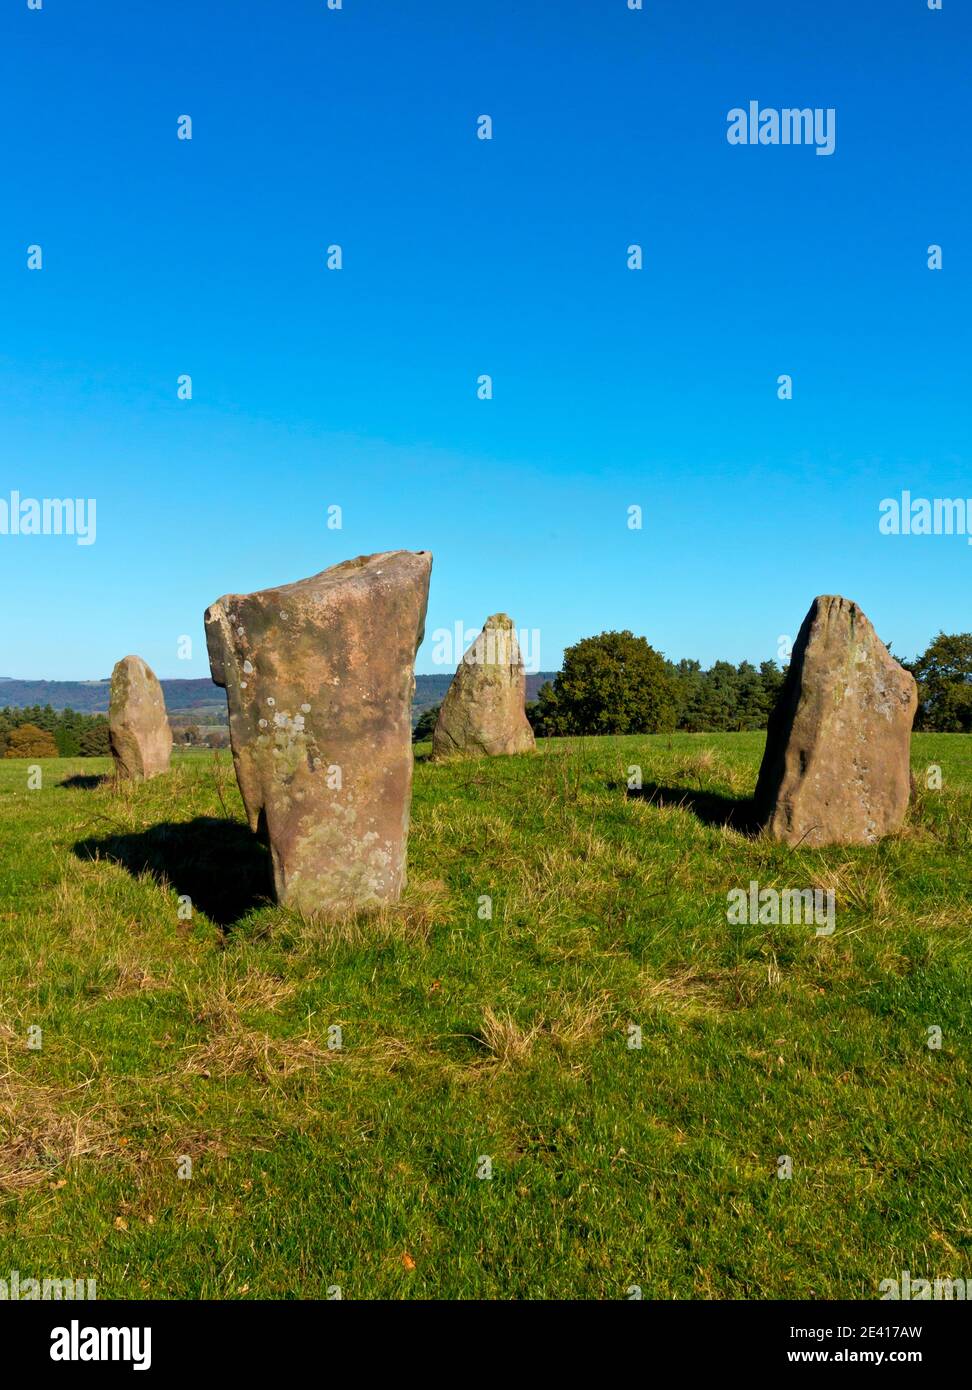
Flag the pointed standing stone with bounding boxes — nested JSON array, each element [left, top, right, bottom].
[[205, 550, 432, 919], [432, 613, 536, 758], [108, 656, 173, 780], [755, 595, 917, 846]]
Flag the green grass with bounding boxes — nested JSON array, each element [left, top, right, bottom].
[[1, 732, 970, 1299]]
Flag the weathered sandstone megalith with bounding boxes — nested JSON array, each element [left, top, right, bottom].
[[432, 613, 536, 759], [108, 655, 173, 780], [205, 550, 432, 918], [754, 595, 917, 846]]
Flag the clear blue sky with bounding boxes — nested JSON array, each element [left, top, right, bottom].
[[1, 0, 968, 680]]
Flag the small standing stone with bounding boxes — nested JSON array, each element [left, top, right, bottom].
[[432, 613, 536, 758], [754, 595, 917, 846], [108, 655, 173, 780], [205, 550, 432, 919]]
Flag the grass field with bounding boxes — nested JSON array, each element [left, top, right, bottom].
[[1, 732, 970, 1300]]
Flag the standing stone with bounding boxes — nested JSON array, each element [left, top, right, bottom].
[[108, 656, 173, 780], [205, 550, 432, 918], [754, 595, 917, 846], [432, 613, 536, 759]]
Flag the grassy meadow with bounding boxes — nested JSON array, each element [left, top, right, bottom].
[[1, 732, 970, 1300]]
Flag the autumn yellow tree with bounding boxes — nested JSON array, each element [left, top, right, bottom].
[[4, 723, 59, 758]]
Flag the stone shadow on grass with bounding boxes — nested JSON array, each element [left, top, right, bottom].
[[620, 780, 762, 835], [59, 773, 111, 790], [73, 816, 273, 927]]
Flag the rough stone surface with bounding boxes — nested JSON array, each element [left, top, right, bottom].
[[205, 550, 432, 918], [108, 655, 173, 780], [432, 613, 536, 759], [754, 595, 917, 846]]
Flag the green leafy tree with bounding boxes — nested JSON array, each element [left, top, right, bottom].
[[54, 707, 83, 757], [732, 661, 764, 731], [412, 704, 440, 742], [78, 718, 110, 756], [670, 657, 784, 732], [757, 659, 785, 715], [671, 659, 704, 730], [538, 631, 678, 735], [525, 695, 551, 737], [907, 632, 972, 731], [696, 660, 742, 731]]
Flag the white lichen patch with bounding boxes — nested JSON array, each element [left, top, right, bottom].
[[257, 706, 315, 781]]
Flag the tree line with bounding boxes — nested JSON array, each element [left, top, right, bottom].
[[414, 628, 972, 739], [0, 705, 110, 758], [529, 629, 972, 736], [5, 629, 970, 757], [527, 632, 787, 736], [0, 706, 233, 757]]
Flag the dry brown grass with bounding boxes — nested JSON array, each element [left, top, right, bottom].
[[183, 966, 327, 1080], [806, 858, 891, 918], [103, 961, 171, 1000], [197, 965, 296, 1018], [636, 964, 758, 1017], [477, 1006, 544, 1069], [185, 1026, 334, 1081], [672, 747, 720, 782], [548, 991, 613, 1052], [0, 1067, 110, 1192], [295, 876, 452, 949]]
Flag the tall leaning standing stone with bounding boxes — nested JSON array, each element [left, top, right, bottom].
[[754, 595, 917, 846], [432, 613, 536, 758], [205, 550, 432, 918], [108, 655, 173, 780]]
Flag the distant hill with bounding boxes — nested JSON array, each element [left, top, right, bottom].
[[0, 678, 225, 716], [0, 673, 558, 727]]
